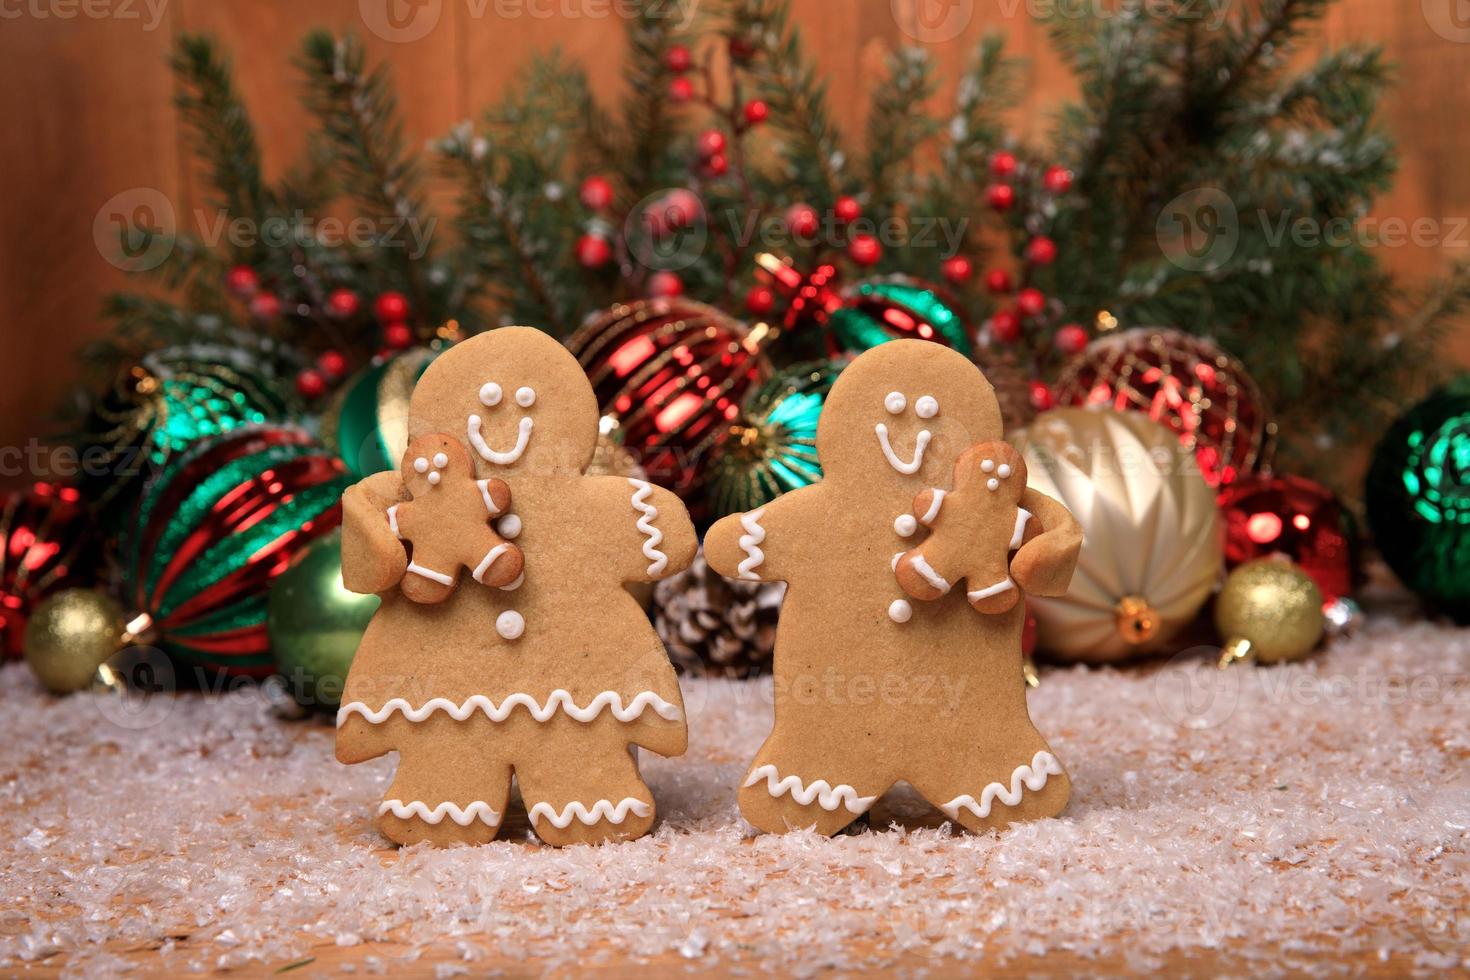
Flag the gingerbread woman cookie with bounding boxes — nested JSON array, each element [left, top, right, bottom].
[[381, 433, 523, 604], [704, 340, 1082, 836], [895, 441, 1035, 615], [336, 327, 696, 847]]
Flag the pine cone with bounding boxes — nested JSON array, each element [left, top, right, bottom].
[[653, 550, 785, 678]]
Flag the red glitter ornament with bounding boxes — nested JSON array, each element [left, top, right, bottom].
[[566, 299, 773, 511], [0, 483, 96, 659], [1218, 474, 1355, 604], [755, 253, 843, 340], [1053, 327, 1274, 488]]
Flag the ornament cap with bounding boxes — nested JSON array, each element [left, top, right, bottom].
[[1217, 637, 1254, 669], [1114, 594, 1159, 646]]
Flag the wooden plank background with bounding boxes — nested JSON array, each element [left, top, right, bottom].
[[1, 0, 1467, 470]]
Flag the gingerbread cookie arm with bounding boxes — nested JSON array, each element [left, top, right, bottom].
[[1009, 486, 1083, 598], [583, 476, 697, 583], [341, 471, 410, 595], [705, 490, 814, 585]]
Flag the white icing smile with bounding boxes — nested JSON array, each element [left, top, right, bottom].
[[468, 414, 533, 466], [875, 423, 931, 475]]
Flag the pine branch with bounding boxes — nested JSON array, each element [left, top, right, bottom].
[[620, 1, 685, 202], [866, 46, 939, 207]]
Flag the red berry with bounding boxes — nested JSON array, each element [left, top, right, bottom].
[[575, 233, 613, 269], [295, 369, 326, 400], [658, 189, 701, 231], [325, 288, 360, 319], [743, 99, 769, 125], [665, 44, 692, 73], [248, 293, 280, 321], [941, 255, 974, 285], [1017, 288, 1046, 317], [382, 322, 413, 350], [704, 153, 729, 177], [986, 184, 1016, 211], [579, 175, 614, 211], [1026, 235, 1058, 266], [697, 129, 727, 157], [728, 36, 756, 63], [1029, 380, 1055, 411], [847, 234, 881, 267], [990, 151, 1018, 179], [991, 310, 1022, 343], [317, 349, 348, 379], [226, 265, 259, 297], [1043, 165, 1074, 195], [984, 269, 1014, 294], [785, 203, 820, 240], [833, 195, 862, 223], [648, 271, 684, 298], [669, 77, 695, 103], [745, 285, 776, 316], [374, 291, 410, 323], [1055, 323, 1088, 354]]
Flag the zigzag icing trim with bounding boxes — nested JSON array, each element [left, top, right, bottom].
[[940, 751, 1063, 820], [528, 797, 652, 829], [737, 507, 766, 579], [628, 479, 668, 575], [337, 690, 683, 727], [378, 799, 501, 826], [743, 764, 878, 814]]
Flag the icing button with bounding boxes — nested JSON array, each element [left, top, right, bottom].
[[496, 610, 525, 640], [498, 514, 522, 539], [888, 599, 913, 623], [894, 514, 918, 537]]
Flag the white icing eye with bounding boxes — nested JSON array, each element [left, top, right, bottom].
[[479, 382, 503, 406], [884, 391, 906, 415], [432, 452, 449, 468], [997, 463, 1012, 478], [515, 386, 536, 408], [427, 471, 441, 486], [894, 514, 918, 537], [915, 395, 939, 419], [414, 457, 429, 473], [987, 478, 1000, 491]]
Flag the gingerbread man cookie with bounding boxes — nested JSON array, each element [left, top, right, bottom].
[[704, 340, 1082, 837], [895, 441, 1034, 615], [336, 327, 695, 847], [383, 433, 523, 604]]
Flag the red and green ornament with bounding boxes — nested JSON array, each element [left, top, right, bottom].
[[1, 483, 98, 659], [121, 426, 351, 680], [830, 278, 972, 357]]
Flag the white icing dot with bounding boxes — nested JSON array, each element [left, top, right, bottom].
[[479, 382, 503, 406], [894, 514, 918, 537], [981, 459, 995, 473], [987, 478, 1000, 491], [414, 457, 429, 473], [427, 471, 441, 486], [884, 391, 907, 414], [915, 395, 939, 419], [998, 463, 1012, 479], [515, 386, 536, 408], [888, 599, 913, 623], [432, 452, 449, 468], [498, 514, 522, 539], [496, 610, 525, 640]]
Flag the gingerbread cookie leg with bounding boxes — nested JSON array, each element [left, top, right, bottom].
[[909, 746, 1070, 836], [738, 738, 887, 836], [371, 717, 512, 847], [514, 716, 657, 847]]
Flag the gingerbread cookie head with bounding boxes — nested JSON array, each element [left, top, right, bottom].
[[815, 340, 1004, 495], [408, 327, 600, 480], [400, 432, 474, 495]]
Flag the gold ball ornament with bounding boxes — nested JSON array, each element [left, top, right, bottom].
[[24, 589, 125, 694], [1013, 408, 1224, 663], [1215, 559, 1324, 666]]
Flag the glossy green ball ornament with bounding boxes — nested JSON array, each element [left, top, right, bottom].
[[267, 530, 379, 710], [1365, 377, 1470, 621], [706, 359, 844, 517], [320, 348, 436, 479]]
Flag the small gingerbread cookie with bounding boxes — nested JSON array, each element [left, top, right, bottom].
[[896, 441, 1033, 614], [387, 433, 523, 603]]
